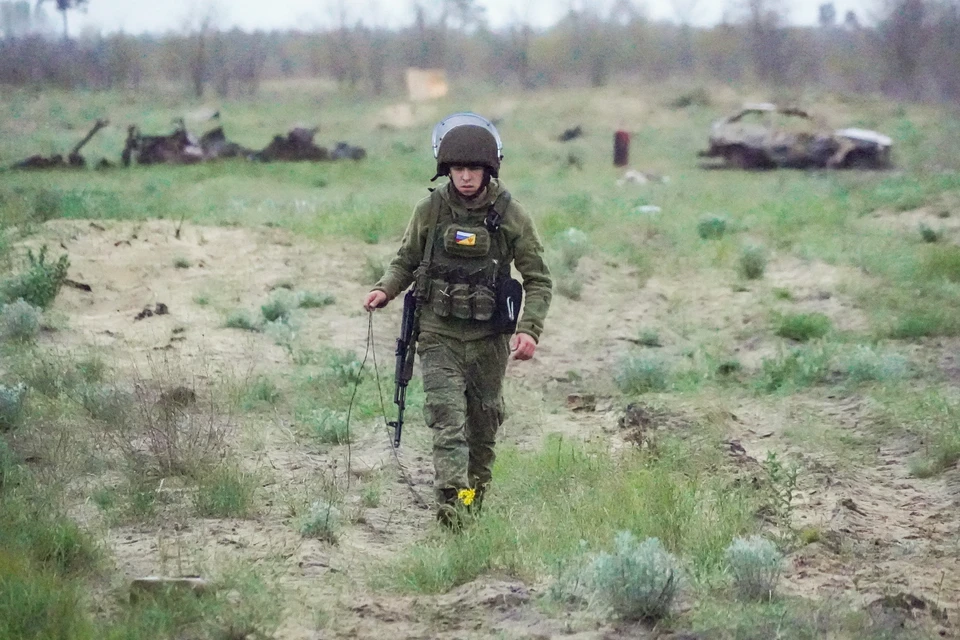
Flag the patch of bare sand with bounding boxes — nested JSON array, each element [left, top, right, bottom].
[[724, 395, 959, 635]]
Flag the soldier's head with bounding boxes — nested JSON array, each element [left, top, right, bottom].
[[432, 113, 502, 198]]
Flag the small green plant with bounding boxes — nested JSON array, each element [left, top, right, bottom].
[[224, 310, 260, 331], [637, 329, 662, 347], [758, 344, 833, 392], [298, 499, 341, 543], [0, 246, 70, 309], [775, 312, 832, 342], [261, 295, 294, 323], [739, 244, 767, 280], [32, 189, 63, 221], [555, 272, 583, 300], [614, 353, 670, 394], [362, 256, 386, 285], [297, 291, 336, 308], [555, 227, 590, 271], [193, 294, 210, 306], [361, 480, 381, 508], [173, 256, 191, 269], [326, 350, 363, 385], [668, 87, 711, 109], [725, 535, 783, 601], [243, 376, 281, 408], [194, 464, 257, 518], [0, 383, 27, 431], [79, 385, 132, 424], [697, 215, 729, 240], [300, 408, 350, 444], [762, 451, 798, 531], [586, 532, 681, 621], [843, 345, 908, 383], [772, 287, 793, 301], [0, 299, 42, 342], [919, 223, 942, 243]]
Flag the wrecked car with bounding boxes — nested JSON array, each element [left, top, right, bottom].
[[698, 103, 892, 170]]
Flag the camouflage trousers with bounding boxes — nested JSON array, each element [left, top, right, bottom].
[[419, 331, 510, 504]]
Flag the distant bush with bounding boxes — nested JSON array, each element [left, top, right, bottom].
[[261, 294, 294, 323], [296, 291, 335, 308], [775, 312, 832, 342], [614, 353, 670, 394], [668, 87, 711, 109], [298, 499, 341, 543], [300, 408, 350, 445], [555, 228, 590, 271], [889, 311, 959, 339], [224, 310, 260, 331], [0, 246, 69, 309], [0, 383, 27, 431], [843, 345, 908, 383], [173, 256, 191, 269], [194, 464, 256, 518], [697, 215, 729, 240], [0, 299, 42, 342], [918, 245, 960, 283], [587, 533, 681, 621], [637, 329, 662, 347], [919, 224, 942, 243], [758, 344, 833, 392], [739, 245, 767, 280], [725, 535, 782, 601]]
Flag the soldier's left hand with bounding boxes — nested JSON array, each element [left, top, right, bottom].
[[510, 333, 537, 361]]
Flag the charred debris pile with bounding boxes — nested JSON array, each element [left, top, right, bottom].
[[10, 117, 367, 170]]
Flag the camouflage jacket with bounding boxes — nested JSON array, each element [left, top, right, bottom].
[[374, 179, 552, 342]]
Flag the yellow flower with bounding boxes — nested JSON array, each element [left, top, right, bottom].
[[457, 488, 476, 506]]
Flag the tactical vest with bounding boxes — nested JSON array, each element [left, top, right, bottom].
[[423, 189, 512, 322]]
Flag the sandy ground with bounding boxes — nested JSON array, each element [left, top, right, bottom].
[[16, 219, 960, 638]]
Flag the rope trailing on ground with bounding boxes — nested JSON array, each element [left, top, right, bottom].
[[368, 312, 430, 508]]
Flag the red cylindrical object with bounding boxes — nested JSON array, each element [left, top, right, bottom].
[[614, 130, 630, 167]]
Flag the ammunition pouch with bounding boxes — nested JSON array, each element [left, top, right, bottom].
[[429, 280, 497, 321]]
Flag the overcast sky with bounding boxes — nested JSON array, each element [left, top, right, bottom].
[[68, 0, 882, 35]]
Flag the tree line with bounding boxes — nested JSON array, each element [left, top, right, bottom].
[[0, 0, 958, 104]]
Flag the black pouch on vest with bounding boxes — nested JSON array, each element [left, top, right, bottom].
[[493, 277, 523, 334]]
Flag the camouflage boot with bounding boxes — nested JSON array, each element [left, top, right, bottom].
[[436, 488, 462, 531]]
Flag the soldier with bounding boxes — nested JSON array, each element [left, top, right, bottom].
[[363, 113, 553, 528]]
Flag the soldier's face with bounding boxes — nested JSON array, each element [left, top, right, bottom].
[[450, 165, 485, 198]]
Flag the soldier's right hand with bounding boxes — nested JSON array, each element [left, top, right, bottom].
[[363, 290, 388, 312]]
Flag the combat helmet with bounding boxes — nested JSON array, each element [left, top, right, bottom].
[[431, 112, 503, 180]]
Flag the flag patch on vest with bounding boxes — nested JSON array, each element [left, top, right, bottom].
[[454, 230, 476, 246]]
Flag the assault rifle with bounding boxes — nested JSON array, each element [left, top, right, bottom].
[[388, 290, 418, 448]]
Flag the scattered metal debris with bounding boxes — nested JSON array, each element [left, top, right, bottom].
[[11, 119, 109, 170]]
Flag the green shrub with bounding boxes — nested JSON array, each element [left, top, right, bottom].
[[739, 245, 767, 280], [173, 257, 191, 269], [668, 87, 711, 109], [260, 294, 294, 323], [758, 345, 833, 393], [243, 376, 281, 408], [0, 299, 42, 342], [775, 312, 832, 342], [889, 311, 959, 339], [298, 499, 341, 543], [918, 245, 960, 282], [697, 215, 729, 240], [194, 464, 256, 518], [224, 310, 260, 331], [0, 554, 90, 640], [725, 535, 782, 601], [0, 383, 27, 431], [555, 272, 583, 300], [587, 533, 680, 621], [79, 385, 132, 424], [300, 408, 350, 444], [843, 345, 908, 383], [555, 227, 590, 271], [919, 224, 942, 243], [362, 256, 386, 285], [637, 329, 662, 347], [614, 353, 670, 394], [0, 246, 70, 309], [296, 291, 335, 308]]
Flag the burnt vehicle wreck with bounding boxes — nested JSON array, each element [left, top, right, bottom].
[[698, 103, 893, 170]]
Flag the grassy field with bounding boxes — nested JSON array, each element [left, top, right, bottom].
[[2, 78, 960, 638]]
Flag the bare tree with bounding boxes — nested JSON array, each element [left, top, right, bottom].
[[36, 0, 86, 41], [877, 0, 927, 99]]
